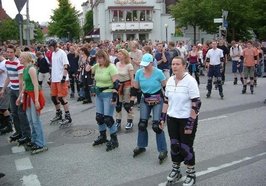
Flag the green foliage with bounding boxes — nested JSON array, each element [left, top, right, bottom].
[[34, 27, 44, 43], [0, 19, 19, 42], [83, 10, 93, 36], [170, 0, 266, 41], [48, 0, 80, 40]]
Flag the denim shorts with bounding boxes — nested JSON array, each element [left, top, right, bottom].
[[232, 60, 243, 73]]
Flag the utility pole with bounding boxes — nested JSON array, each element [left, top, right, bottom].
[[26, 0, 30, 46]]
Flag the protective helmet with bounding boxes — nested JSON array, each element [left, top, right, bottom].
[[47, 39, 57, 47]]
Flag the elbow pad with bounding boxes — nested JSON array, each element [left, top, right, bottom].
[[206, 58, 210, 63], [240, 56, 244, 60], [254, 56, 257, 60]]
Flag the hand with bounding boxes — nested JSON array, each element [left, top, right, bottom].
[[35, 101, 40, 110], [0, 90, 4, 97], [184, 128, 193, 134], [159, 121, 164, 130], [111, 91, 118, 105], [16, 98, 21, 106]]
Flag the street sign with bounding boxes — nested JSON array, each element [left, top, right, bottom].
[[14, 0, 27, 13], [15, 13, 23, 24], [214, 18, 223, 23], [224, 20, 228, 28]]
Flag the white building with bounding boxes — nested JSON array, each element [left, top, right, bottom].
[[90, 0, 175, 41]]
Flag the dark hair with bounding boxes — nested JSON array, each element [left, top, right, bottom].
[[80, 47, 90, 57], [7, 44, 15, 52], [142, 45, 152, 54], [24, 47, 30, 52], [172, 56, 186, 66]]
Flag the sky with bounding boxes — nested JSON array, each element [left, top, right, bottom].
[[2, 0, 85, 24]]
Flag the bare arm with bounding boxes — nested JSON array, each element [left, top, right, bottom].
[[29, 67, 39, 103]]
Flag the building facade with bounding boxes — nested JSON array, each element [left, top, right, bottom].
[[91, 0, 175, 41]]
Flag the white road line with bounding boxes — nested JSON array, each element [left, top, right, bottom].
[[199, 115, 227, 122], [15, 157, 33, 171], [158, 152, 266, 186], [21, 174, 41, 186], [11, 146, 25, 153]]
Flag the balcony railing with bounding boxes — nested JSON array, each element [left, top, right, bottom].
[[111, 21, 153, 31]]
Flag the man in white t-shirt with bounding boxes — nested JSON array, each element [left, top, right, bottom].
[[48, 39, 72, 127], [205, 41, 224, 99], [0, 52, 13, 135]]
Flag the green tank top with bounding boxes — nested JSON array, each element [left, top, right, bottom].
[[23, 65, 39, 91]]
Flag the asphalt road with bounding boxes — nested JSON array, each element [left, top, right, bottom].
[[0, 62, 266, 186]]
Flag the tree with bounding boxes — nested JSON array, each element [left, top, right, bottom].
[[48, 0, 80, 41], [0, 19, 19, 42], [250, 0, 266, 40], [34, 26, 44, 43], [83, 10, 93, 37], [170, 0, 210, 44]]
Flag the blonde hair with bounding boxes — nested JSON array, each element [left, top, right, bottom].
[[95, 49, 111, 67], [118, 49, 130, 64], [20, 52, 34, 64]]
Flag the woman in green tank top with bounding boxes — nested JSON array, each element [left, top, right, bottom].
[[17, 52, 47, 155]]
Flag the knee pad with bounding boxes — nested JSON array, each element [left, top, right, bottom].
[[123, 102, 131, 113], [116, 102, 122, 113], [51, 96, 59, 105], [96, 113, 104, 125], [152, 120, 162, 134], [104, 115, 114, 128], [170, 139, 180, 155], [138, 119, 148, 131], [58, 97, 67, 105], [250, 77, 254, 80]]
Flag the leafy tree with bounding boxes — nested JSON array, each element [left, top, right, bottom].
[[250, 0, 266, 40], [48, 0, 80, 40], [34, 26, 44, 43], [170, 0, 210, 44], [0, 19, 19, 42], [83, 10, 93, 36]]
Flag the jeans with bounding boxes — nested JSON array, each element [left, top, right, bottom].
[[137, 97, 167, 153], [9, 89, 31, 138], [26, 99, 45, 147], [95, 92, 117, 134]]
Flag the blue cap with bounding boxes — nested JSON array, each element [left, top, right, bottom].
[[140, 53, 153, 67]]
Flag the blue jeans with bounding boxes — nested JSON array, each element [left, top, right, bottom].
[[95, 92, 117, 134], [137, 97, 167, 153], [26, 99, 45, 147], [9, 89, 31, 138]]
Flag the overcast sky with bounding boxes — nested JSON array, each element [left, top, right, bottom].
[[2, 0, 85, 24]]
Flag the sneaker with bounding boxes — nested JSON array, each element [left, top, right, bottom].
[[82, 99, 92, 104], [77, 97, 85, 102], [167, 164, 181, 182], [31, 145, 48, 155]]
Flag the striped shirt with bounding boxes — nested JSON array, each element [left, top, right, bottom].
[[5, 58, 24, 90]]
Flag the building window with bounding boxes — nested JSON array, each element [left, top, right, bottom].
[[126, 10, 132, 21], [119, 10, 124, 21], [111, 10, 118, 22], [133, 10, 138, 21], [146, 10, 152, 21], [140, 10, 145, 21]]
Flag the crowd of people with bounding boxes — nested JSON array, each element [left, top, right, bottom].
[[0, 38, 266, 185]]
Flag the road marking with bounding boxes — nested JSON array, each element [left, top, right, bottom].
[[199, 115, 227, 122], [11, 146, 25, 153], [21, 174, 41, 186], [15, 157, 33, 171], [158, 152, 266, 186]]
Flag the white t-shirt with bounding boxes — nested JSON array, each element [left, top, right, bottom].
[[177, 46, 187, 59], [230, 45, 243, 61], [165, 72, 200, 118], [0, 59, 11, 88], [51, 48, 69, 82], [206, 48, 224, 65]]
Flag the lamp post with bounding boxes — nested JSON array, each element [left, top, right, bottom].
[[164, 24, 168, 44]]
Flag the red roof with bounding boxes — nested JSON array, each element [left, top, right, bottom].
[[0, 7, 10, 21]]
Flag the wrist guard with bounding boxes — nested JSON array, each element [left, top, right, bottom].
[[61, 76, 66, 83], [160, 112, 167, 122], [112, 92, 118, 102], [185, 117, 195, 130]]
